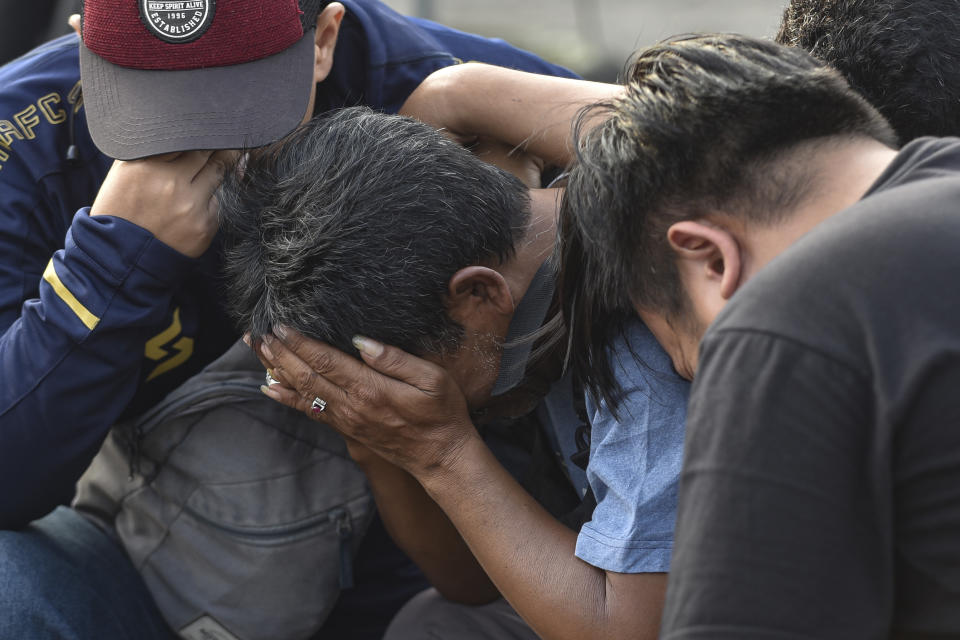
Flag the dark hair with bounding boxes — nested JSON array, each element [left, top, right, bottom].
[[299, 0, 331, 31], [777, 0, 960, 143], [559, 33, 896, 409], [219, 106, 530, 356]]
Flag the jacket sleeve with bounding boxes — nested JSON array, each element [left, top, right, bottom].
[[0, 164, 195, 528], [0, 37, 204, 529]]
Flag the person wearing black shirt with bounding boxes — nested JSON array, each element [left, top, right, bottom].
[[558, 34, 960, 637]]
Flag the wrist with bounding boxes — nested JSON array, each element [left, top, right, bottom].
[[417, 428, 486, 500]]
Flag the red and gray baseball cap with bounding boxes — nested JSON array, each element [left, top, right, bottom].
[[79, 0, 327, 160]]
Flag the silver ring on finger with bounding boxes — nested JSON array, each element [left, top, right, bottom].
[[311, 396, 327, 415]]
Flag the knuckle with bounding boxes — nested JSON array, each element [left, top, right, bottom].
[[157, 178, 178, 200], [281, 329, 303, 352], [381, 412, 407, 430], [349, 373, 384, 404], [382, 351, 407, 372], [197, 226, 216, 246], [175, 198, 197, 219], [193, 216, 217, 240], [294, 368, 316, 395], [272, 362, 294, 384], [270, 362, 288, 381], [349, 384, 375, 407], [338, 403, 359, 426], [420, 371, 446, 396], [306, 350, 335, 375]]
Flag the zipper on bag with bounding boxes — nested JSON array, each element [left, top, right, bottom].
[[331, 507, 354, 589]]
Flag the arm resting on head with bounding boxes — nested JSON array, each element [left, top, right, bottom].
[[400, 63, 623, 169]]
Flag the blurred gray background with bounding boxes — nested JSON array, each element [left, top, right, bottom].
[[383, 1, 788, 81], [0, 1, 789, 80]]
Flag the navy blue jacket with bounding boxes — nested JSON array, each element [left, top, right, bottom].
[[0, 0, 576, 529]]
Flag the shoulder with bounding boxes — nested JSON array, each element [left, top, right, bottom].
[[591, 320, 690, 420], [0, 34, 86, 182], [576, 320, 687, 573], [340, 0, 576, 77], [325, 0, 576, 113], [587, 319, 689, 455], [0, 34, 81, 104]]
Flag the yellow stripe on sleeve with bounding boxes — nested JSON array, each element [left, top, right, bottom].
[[42, 259, 100, 331]]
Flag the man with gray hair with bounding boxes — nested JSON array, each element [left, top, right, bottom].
[[232, 105, 688, 640]]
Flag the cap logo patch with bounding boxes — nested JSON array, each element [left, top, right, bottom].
[[139, 0, 216, 44]]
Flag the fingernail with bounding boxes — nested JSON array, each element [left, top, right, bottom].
[[274, 325, 288, 340], [242, 333, 251, 347], [260, 342, 275, 361], [352, 335, 383, 357], [260, 385, 279, 399]]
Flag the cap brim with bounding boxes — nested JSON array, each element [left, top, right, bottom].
[[80, 32, 316, 160]]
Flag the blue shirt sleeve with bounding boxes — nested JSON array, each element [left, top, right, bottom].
[[325, 0, 578, 116], [0, 207, 197, 529], [575, 321, 690, 573], [0, 39, 201, 528]]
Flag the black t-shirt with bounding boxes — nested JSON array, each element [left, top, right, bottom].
[[661, 138, 960, 639]]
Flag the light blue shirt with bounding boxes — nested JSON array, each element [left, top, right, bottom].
[[574, 321, 690, 573]]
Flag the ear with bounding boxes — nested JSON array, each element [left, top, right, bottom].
[[667, 220, 741, 300], [313, 3, 346, 83], [446, 266, 516, 327]]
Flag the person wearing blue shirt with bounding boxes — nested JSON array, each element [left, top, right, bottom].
[[528, 321, 688, 575], [0, 2, 576, 638], [379, 318, 688, 640], [254, 66, 691, 640], [577, 321, 688, 575]]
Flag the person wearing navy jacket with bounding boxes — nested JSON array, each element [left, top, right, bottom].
[[0, 1, 575, 637]]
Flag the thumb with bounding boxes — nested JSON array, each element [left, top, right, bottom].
[[352, 335, 446, 393]]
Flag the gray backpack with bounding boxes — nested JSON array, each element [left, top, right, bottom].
[[74, 340, 375, 640]]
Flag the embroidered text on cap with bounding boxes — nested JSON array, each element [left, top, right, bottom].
[[140, 0, 216, 44]]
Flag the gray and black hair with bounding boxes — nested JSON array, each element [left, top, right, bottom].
[[558, 34, 897, 409], [777, 0, 960, 143], [219, 106, 531, 356]]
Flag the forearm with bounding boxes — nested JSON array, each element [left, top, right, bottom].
[[401, 63, 623, 167], [255, 334, 665, 637], [0, 211, 194, 529], [418, 434, 664, 640], [350, 447, 498, 604]]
